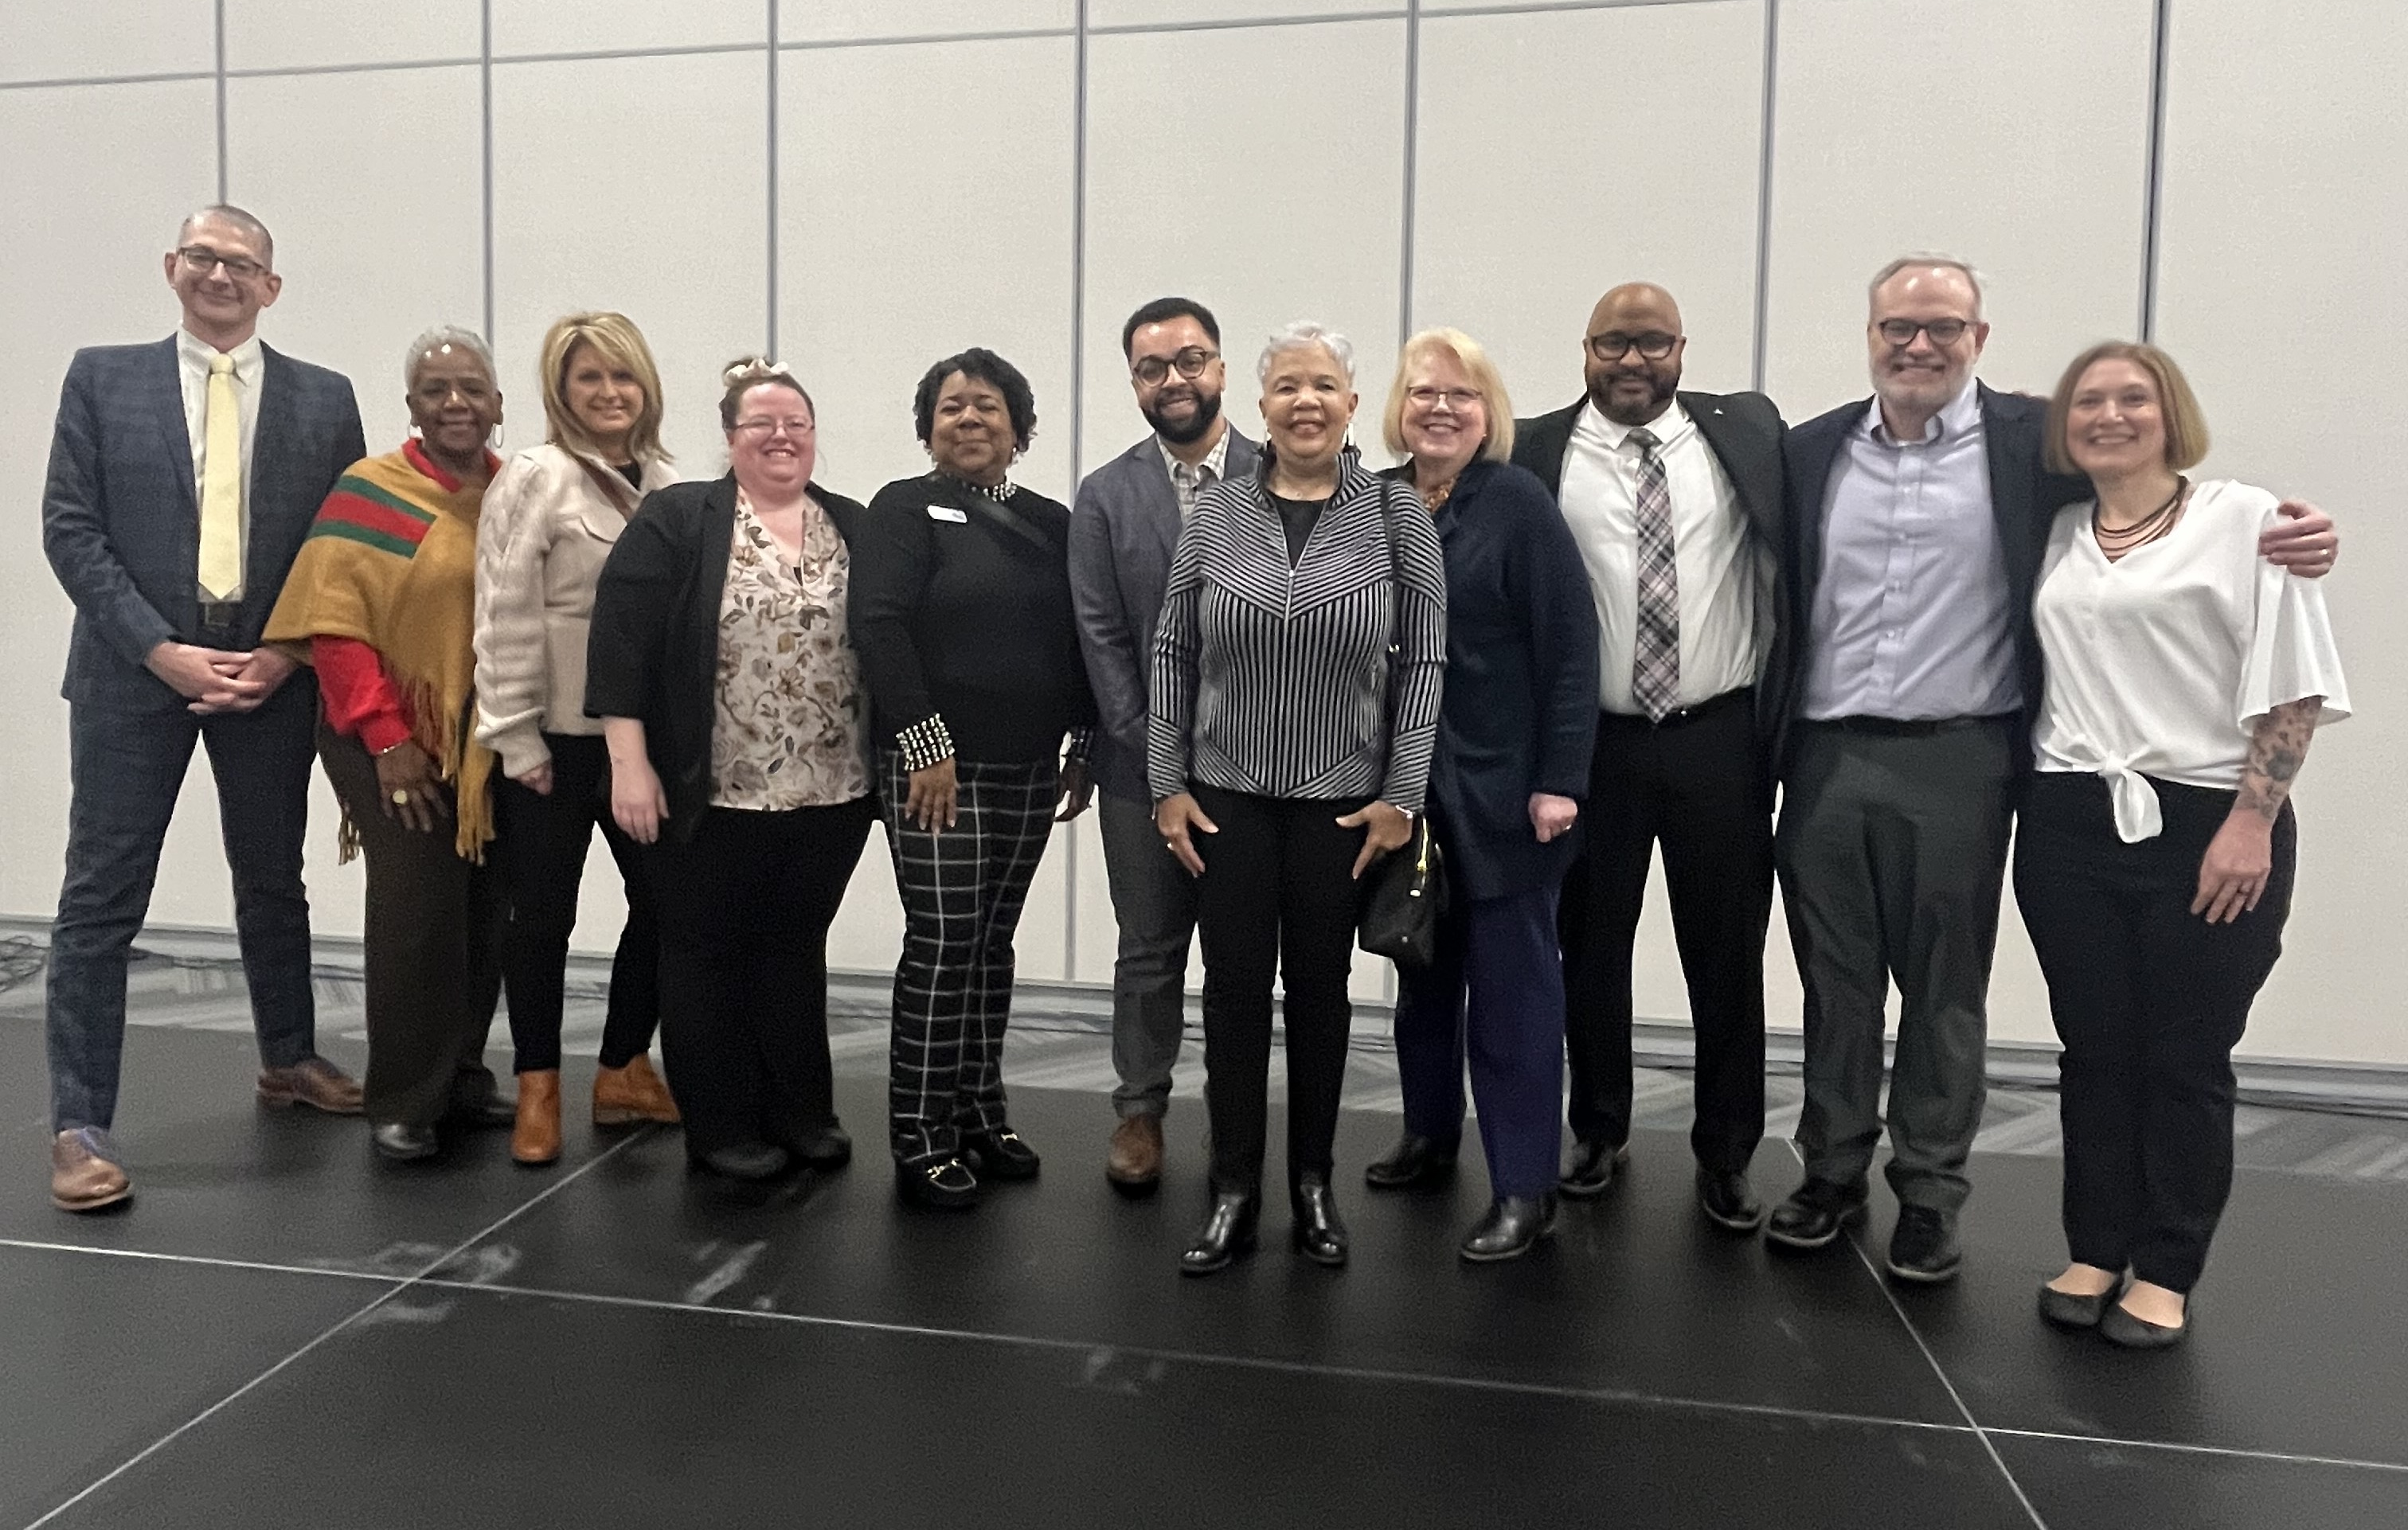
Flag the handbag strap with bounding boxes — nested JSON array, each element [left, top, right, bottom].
[[1375, 477, 1409, 809]]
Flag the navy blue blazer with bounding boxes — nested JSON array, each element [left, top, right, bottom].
[[1389, 458, 1601, 902], [41, 336, 366, 711], [1778, 383, 2089, 777]]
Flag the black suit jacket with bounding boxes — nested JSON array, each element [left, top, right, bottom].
[[1513, 389, 1790, 790], [1777, 383, 2091, 778], [584, 474, 868, 845]]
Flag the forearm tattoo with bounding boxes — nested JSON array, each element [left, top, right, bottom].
[[2236, 697, 2322, 822]]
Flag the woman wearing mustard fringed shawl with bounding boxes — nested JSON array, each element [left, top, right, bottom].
[[264, 326, 510, 1163]]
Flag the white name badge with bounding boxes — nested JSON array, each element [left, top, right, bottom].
[[927, 505, 968, 523]]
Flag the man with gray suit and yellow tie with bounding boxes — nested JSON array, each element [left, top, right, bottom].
[[1069, 297, 1260, 1193], [41, 205, 368, 1212]]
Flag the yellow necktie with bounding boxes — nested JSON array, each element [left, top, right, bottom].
[[198, 351, 242, 600]]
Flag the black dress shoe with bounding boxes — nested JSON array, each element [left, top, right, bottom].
[[445, 1090, 517, 1130], [1764, 1177, 1870, 1251], [897, 1156, 983, 1210], [960, 1127, 1040, 1181], [1363, 1132, 1459, 1191], [789, 1122, 852, 1171], [1886, 1205, 1964, 1283], [1460, 1195, 1557, 1263], [1180, 1188, 1261, 1276], [1698, 1169, 1766, 1232], [1557, 1138, 1630, 1200], [1289, 1173, 1349, 1267], [2038, 1280, 2119, 1330], [371, 1122, 440, 1161], [2100, 1298, 2190, 1350], [691, 1142, 792, 1182]]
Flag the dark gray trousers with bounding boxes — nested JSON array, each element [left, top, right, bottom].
[[1775, 719, 2016, 1214], [1096, 789, 1198, 1120]]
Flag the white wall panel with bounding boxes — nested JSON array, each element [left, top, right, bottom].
[[1091, 0, 1393, 25], [1761, 0, 2155, 420], [778, 1, 1072, 43], [2150, 0, 2407, 1064], [491, 0, 765, 57], [223, 0, 479, 72], [0, 0, 213, 83]]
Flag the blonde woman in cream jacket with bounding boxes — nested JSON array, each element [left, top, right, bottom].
[[473, 311, 680, 1164]]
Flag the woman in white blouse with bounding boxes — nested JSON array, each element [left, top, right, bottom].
[[2019, 342, 2348, 1349], [472, 313, 680, 1164]]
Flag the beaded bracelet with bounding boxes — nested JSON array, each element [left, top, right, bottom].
[[895, 714, 955, 774]]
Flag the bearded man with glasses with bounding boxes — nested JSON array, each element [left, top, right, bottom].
[[1067, 297, 1261, 1193]]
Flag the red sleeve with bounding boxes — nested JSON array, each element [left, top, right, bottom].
[[312, 636, 414, 755]]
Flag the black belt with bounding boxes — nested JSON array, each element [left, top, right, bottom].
[[1603, 685, 1753, 730], [1804, 711, 2017, 738]]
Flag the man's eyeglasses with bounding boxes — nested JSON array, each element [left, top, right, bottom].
[[1132, 346, 1218, 387], [1586, 331, 1679, 362], [1405, 386, 1482, 412], [177, 246, 267, 281], [1875, 318, 1971, 347], [734, 416, 815, 437]]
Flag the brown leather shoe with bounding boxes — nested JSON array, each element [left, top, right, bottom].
[[511, 1069, 562, 1165], [52, 1128, 131, 1213], [1106, 1114, 1164, 1192], [592, 1053, 679, 1126], [256, 1056, 365, 1115]]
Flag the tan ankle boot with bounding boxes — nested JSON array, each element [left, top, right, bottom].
[[510, 1070, 562, 1165], [592, 1053, 680, 1126]]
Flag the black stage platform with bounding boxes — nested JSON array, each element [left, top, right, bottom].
[[6, 1012, 2405, 1529]]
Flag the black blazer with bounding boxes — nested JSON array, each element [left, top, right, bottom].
[[583, 474, 868, 845], [1513, 389, 1790, 789], [1778, 384, 2090, 777], [1386, 459, 1601, 901]]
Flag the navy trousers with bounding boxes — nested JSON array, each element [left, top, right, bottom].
[[1394, 877, 1566, 1199]]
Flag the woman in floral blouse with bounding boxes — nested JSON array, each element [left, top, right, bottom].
[[584, 360, 874, 1185]]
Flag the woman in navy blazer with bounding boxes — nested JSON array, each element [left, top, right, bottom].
[[1369, 329, 1601, 1261]]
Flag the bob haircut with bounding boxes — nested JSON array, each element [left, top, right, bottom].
[[2044, 340, 2211, 476], [717, 357, 816, 431], [538, 311, 670, 464], [913, 348, 1038, 452], [1381, 326, 1516, 463]]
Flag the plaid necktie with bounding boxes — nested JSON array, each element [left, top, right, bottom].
[[1628, 427, 1679, 720]]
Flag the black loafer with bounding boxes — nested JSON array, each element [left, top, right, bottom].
[[1363, 1132, 1460, 1191], [961, 1128, 1041, 1181], [2038, 1280, 2119, 1330], [790, 1122, 852, 1171], [1764, 1177, 1870, 1250], [689, 1142, 792, 1182], [1290, 1173, 1350, 1267], [1460, 1194, 1557, 1263], [1558, 1138, 1631, 1200], [1886, 1205, 1964, 1283], [445, 1090, 518, 1130], [371, 1122, 440, 1162], [1180, 1188, 1261, 1276], [2101, 1300, 2190, 1349], [1698, 1169, 1766, 1232], [897, 1156, 983, 1209]]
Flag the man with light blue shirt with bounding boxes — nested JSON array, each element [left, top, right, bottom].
[[1768, 255, 2338, 1281]]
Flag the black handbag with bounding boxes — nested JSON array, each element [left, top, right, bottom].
[[1358, 479, 1448, 968]]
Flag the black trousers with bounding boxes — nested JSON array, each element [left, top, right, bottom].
[[648, 798, 874, 1161], [2015, 772, 2293, 1294], [1191, 785, 1368, 1192], [494, 732, 661, 1073], [1558, 691, 1772, 1174], [317, 719, 503, 1130]]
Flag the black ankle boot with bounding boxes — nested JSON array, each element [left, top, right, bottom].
[[1180, 1188, 1261, 1276], [1290, 1173, 1349, 1267]]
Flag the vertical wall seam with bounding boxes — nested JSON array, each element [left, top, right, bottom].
[[767, 0, 780, 357], [1398, 0, 1421, 350], [2140, 0, 2172, 342], [213, 0, 228, 200], [1064, 0, 1092, 982], [479, 0, 496, 348], [1748, 0, 1778, 393]]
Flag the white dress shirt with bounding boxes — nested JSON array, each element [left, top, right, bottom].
[[1157, 422, 1232, 519], [2032, 478, 2351, 842], [177, 327, 264, 600], [1555, 396, 1761, 715]]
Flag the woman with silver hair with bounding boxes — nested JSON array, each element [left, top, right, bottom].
[[1150, 321, 1448, 1273], [264, 326, 513, 1161]]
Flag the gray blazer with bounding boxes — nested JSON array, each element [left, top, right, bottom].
[[41, 336, 366, 711], [1068, 427, 1261, 801]]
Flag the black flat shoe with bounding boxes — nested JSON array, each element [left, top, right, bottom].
[[1886, 1205, 1964, 1284], [789, 1122, 852, 1171], [691, 1142, 792, 1182], [2101, 1299, 2190, 1350], [1698, 1168, 1765, 1232], [445, 1091, 518, 1130], [1764, 1177, 1870, 1251], [1460, 1194, 1557, 1263], [1558, 1138, 1630, 1200], [1180, 1188, 1261, 1276], [1289, 1173, 1349, 1267], [960, 1127, 1041, 1181], [1363, 1132, 1459, 1191], [371, 1122, 440, 1162], [2038, 1280, 2119, 1330], [897, 1156, 983, 1210]]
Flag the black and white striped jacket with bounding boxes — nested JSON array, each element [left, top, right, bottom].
[[1147, 446, 1448, 813]]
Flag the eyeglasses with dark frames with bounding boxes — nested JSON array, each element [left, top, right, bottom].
[[177, 246, 267, 281], [1875, 318, 1972, 347], [1586, 330, 1680, 362], [1132, 346, 1219, 387]]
